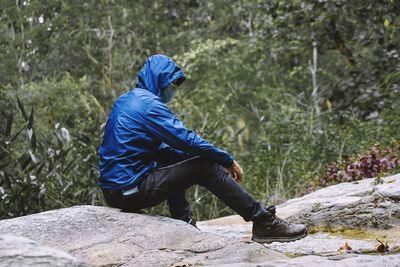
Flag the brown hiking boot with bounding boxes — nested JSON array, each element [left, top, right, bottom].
[[251, 206, 307, 244]]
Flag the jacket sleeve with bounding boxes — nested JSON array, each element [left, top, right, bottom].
[[144, 102, 234, 168]]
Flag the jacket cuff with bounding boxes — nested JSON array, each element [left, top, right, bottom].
[[223, 154, 234, 168]]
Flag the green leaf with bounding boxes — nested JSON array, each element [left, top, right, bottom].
[[0, 161, 11, 170], [28, 107, 34, 129], [31, 130, 37, 151], [35, 163, 45, 176], [63, 157, 78, 174], [20, 156, 31, 171], [5, 111, 13, 137], [28, 150, 38, 164], [0, 149, 9, 162], [16, 97, 28, 121], [10, 126, 24, 143], [2, 173, 12, 189], [18, 153, 31, 171]]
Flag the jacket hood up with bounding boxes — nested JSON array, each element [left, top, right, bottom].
[[136, 54, 185, 97]]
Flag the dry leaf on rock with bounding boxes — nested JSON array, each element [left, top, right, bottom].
[[338, 241, 352, 254], [375, 238, 389, 253]]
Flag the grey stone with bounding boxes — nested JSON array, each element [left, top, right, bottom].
[[199, 218, 400, 267], [0, 234, 89, 267], [0, 205, 284, 267], [264, 232, 400, 257], [198, 173, 400, 266], [280, 173, 400, 229], [198, 221, 400, 256], [201, 173, 400, 230], [1, 172, 400, 266], [267, 254, 400, 267]]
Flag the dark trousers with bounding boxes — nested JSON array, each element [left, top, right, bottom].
[[102, 157, 268, 223]]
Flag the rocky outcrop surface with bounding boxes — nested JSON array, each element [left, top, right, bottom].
[[265, 232, 398, 256], [1, 173, 399, 266], [0, 235, 88, 267], [270, 254, 400, 267], [0, 205, 284, 267], [198, 173, 400, 267], [199, 219, 400, 266], [203, 173, 400, 230], [280, 173, 400, 229]]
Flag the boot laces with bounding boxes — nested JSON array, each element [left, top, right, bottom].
[[266, 205, 289, 226], [273, 216, 290, 226]]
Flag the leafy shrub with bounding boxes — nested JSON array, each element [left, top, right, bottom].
[[0, 76, 106, 219]]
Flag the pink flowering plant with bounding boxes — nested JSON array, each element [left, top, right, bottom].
[[308, 142, 400, 191]]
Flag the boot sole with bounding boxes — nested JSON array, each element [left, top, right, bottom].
[[251, 229, 308, 244]]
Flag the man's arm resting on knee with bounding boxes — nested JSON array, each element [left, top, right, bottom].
[[144, 101, 238, 171]]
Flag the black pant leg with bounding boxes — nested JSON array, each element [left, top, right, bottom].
[[167, 191, 191, 221], [102, 166, 191, 215], [103, 157, 269, 223], [158, 156, 193, 221], [145, 157, 269, 223]]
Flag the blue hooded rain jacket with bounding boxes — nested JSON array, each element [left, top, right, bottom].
[[98, 54, 234, 190]]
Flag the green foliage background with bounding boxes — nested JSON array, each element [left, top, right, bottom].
[[1, 0, 399, 219]]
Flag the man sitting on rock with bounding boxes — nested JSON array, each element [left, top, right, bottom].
[[98, 54, 307, 243]]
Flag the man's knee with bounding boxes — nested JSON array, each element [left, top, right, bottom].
[[191, 158, 227, 182]]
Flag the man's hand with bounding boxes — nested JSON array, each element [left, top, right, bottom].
[[228, 160, 244, 182]]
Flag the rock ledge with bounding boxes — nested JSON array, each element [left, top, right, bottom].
[[0, 205, 283, 267]]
